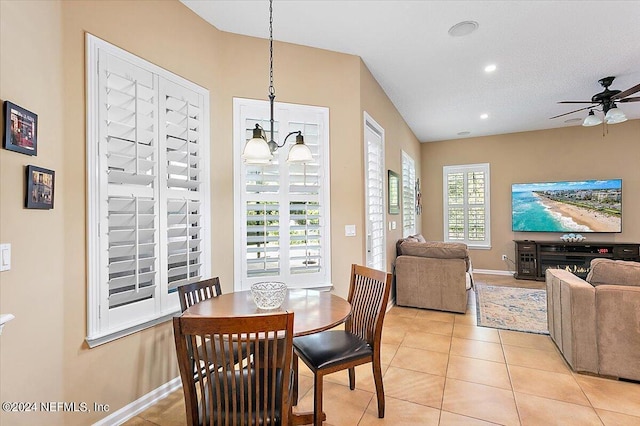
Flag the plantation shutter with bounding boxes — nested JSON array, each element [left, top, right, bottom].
[[234, 99, 330, 291], [87, 34, 210, 346], [401, 151, 416, 237], [366, 129, 385, 271], [443, 163, 491, 248], [160, 80, 207, 292], [100, 50, 160, 318]]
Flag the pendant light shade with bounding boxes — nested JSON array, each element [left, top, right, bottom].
[[582, 110, 602, 127], [242, 124, 273, 163], [286, 133, 314, 163]]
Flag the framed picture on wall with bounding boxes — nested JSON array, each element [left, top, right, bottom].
[[3, 101, 38, 156], [388, 170, 400, 215], [25, 165, 54, 209]]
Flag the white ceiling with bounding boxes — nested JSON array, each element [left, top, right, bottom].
[[181, 0, 640, 142]]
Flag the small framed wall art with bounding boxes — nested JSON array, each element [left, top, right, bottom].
[[26, 165, 55, 209], [3, 101, 38, 156]]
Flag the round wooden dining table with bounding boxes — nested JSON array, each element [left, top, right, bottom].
[[182, 289, 350, 425], [182, 289, 352, 337]]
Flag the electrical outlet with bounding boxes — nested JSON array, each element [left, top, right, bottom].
[[501, 254, 508, 261]]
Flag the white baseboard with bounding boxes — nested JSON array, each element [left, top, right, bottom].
[[93, 377, 182, 426], [473, 269, 515, 276]]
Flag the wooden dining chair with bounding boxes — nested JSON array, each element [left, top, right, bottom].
[[293, 264, 392, 425], [177, 277, 223, 312], [173, 312, 295, 426], [177, 278, 246, 369]]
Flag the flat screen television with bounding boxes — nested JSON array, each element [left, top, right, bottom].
[[512, 179, 622, 233]]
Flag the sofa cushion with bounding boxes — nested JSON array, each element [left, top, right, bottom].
[[585, 258, 640, 287], [398, 241, 470, 271]]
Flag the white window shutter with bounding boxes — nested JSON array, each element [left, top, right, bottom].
[[401, 151, 416, 237], [234, 99, 330, 290], [87, 34, 210, 345]]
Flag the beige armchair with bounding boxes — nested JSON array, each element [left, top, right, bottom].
[[546, 258, 640, 381], [394, 235, 472, 313]]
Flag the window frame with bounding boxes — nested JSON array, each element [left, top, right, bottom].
[[442, 163, 491, 249], [86, 34, 211, 347], [233, 98, 331, 291]]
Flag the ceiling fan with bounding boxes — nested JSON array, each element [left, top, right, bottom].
[[550, 76, 640, 126]]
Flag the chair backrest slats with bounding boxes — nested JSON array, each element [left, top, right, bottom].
[[174, 313, 294, 426], [178, 277, 223, 312], [347, 264, 392, 346]]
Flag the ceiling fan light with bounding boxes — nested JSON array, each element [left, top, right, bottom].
[[582, 111, 602, 127], [606, 114, 627, 124], [604, 106, 626, 122]]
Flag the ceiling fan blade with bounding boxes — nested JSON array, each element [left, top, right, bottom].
[[612, 83, 640, 100], [619, 97, 640, 103], [549, 105, 595, 120], [558, 101, 597, 104]]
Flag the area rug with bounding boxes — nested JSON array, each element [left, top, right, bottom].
[[475, 284, 549, 334]]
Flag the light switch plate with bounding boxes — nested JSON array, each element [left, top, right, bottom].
[[344, 225, 356, 237], [0, 244, 11, 272]]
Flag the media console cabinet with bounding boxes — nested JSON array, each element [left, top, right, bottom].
[[514, 240, 640, 281]]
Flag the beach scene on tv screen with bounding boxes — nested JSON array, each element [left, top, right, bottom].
[[512, 179, 622, 233]]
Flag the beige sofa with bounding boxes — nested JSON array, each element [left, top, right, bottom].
[[546, 258, 640, 381], [395, 235, 472, 313]]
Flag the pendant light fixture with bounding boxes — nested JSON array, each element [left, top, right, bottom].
[[241, 0, 313, 164], [582, 110, 602, 127]]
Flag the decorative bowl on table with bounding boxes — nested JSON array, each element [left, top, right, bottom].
[[561, 233, 585, 242], [251, 281, 288, 310]]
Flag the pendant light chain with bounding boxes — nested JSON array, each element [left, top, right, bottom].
[[269, 0, 274, 97]]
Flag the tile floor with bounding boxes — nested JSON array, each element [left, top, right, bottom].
[[123, 274, 640, 425]]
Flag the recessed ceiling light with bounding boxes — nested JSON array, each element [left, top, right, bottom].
[[564, 118, 582, 123], [457, 131, 471, 136], [484, 64, 497, 73], [480, 113, 489, 119], [448, 21, 479, 37]]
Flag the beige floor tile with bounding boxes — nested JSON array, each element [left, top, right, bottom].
[[575, 374, 640, 417], [442, 378, 520, 426], [450, 337, 505, 363], [386, 306, 419, 319], [323, 363, 389, 394], [404, 317, 454, 336], [380, 326, 406, 346], [515, 392, 602, 426], [358, 395, 441, 425], [439, 410, 501, 425], [135, 390, 185, 426], [400, 331, 452, 353], [499, 329, 556, 351], [294, 373, 315, 405], [509, 364, 590, 405], [503, 344, 570, 373], [414, 309, 456, 323], [390, 346, 449, 376], [295, 380, 373, 426], [596, 408, 640, 426], [381, 366, 446, 409], [121, 416, 158, 426], [453, 323, 501, 343], [380, 343, 399, 365], [382, 315, 416, 330], [446, 355, 511, 390], [454, 312, 478, 325]]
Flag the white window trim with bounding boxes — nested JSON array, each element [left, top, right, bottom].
[[363, 112, 386, 271], [86, 34, 211, 346], [401, 150, 416, 238], [233, 98, 331, 291], [442, 163, 491, 249]]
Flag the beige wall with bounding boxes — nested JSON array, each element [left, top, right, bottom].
[[0, 1, 419, 424], [359, 62, 422, 272], [421, 119, 640, 272]]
